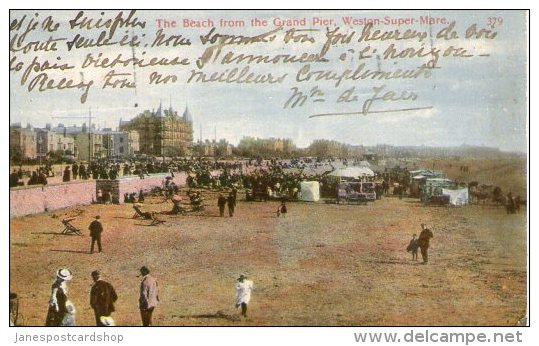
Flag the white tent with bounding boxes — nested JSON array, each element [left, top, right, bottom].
[[328, 166, 375, 178], [442, 188, 469, 206], [357, 160, 371, 168], [300, 181, 320, 202]]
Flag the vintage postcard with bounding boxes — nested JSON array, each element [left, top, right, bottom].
[[9, 9, 528, 329]]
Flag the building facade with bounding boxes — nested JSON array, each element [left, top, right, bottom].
[[120, 104, 193, 157], [308, 139, 347, 158], [195, 139, 233, 157], [237, 137, 295, 157], [10, 125, 37, 159], [72, 132, 104, 161], [36, 129, 75, 156], [101, 130, 140, 158], [264, 138, 295, 152]]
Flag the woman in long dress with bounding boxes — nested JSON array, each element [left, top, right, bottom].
[[45, 268, 76, 326]]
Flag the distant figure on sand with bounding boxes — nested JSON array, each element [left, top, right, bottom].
[[227, 192, 236, 217], [406, 234, 419, 261], [217, 194, 227, 217], [89, 215, 103, 254], [514, 196, 521, 213], [506, 192, 515, 214], [235, 274, 254, 318], [417, 224, 434, 264], [278, 201, 287, 217]]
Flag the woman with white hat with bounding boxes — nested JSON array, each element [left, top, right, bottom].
[[45, 268, 76, 326]]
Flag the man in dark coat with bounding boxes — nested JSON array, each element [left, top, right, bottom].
[[227, 192, 236, 217], [417, 223, 434, 264], [506, 192, 515, 214], [9, 171, 20, 188], [38, 170, 48, 185], [72, 163, 79, 180], [217, 194, 227, 217], [89, 215, 103, 253], [79, 164, 88, 180], [62, 166, 71, 182], [90, 270, 118, 326]]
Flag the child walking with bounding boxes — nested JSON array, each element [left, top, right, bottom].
[[279, 201, 287, 217], [406, 234, 419, 261]]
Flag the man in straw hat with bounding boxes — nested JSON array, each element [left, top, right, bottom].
[[90, 270, 118, 326], [235, 274, 254, 318], [138, 266, 159, 326]]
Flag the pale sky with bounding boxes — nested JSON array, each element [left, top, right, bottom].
[[9, 10, 528, 152]]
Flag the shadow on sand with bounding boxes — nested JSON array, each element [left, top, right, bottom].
[[134, 222, 167, 227], [32, 231, 82, 236], [364, 258, 425, 266], [172, 311, 241, 322], [50, 249, 91, 254]]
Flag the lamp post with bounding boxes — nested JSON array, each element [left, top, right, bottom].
[[37, 137, 43, 168]]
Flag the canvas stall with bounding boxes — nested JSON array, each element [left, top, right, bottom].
[[328, 166, 375, 180], [421, 178, 455, 203], [442, 187, 469, 206], [300, 181, 320, 202]]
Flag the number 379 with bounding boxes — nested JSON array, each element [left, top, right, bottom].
[[487, 17, 503, 28]]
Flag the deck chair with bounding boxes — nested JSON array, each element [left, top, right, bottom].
[[166, 200, 187, 215], [61, 218, 82, 235], [148, 212, 166, 226], [133, 205, 152, 220]]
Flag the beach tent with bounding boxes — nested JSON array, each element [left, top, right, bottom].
[[356, 160, 371, 168], [442, 188, 469, 206], [422, 178, 455, 203], [300, 181, 320, 202], [409, 170, 444, 198], [328, 167, 375, 179], [302, 166, 334, 177], [409, 169, 443, 179]]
